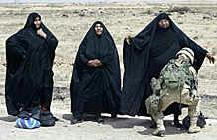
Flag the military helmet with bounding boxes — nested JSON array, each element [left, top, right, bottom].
[[176, 47, 194, 64]]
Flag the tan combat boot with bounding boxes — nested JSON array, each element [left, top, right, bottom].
[[188, 117, 200, 133], [188, 105, 200, 134], [152, 117, 165, 137]]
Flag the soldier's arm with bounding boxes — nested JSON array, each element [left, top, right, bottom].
[[189, 66, 198, 90]]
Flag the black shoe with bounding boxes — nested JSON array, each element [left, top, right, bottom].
[[53, 116, 59, 121], [150, 121, 157, 128], [111, 113, 117, 118], [40, 111, 56, 127], [174, 120, 184, 128], [97, 117, 104, 123], [71, 117, 83, 124], [96, 114, 104, 123]]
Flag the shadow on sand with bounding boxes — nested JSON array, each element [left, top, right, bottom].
[[62, 113, 187, 136], [0, 115, 17, 122]]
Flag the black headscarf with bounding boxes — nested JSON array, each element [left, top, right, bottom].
[[70, 21, 121, 116], [5, 12, 58, 115], [24, 12, 41, 29], [121, 13, 207, 116]]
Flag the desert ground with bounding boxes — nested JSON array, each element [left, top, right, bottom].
[[0, 2, 217, 140]]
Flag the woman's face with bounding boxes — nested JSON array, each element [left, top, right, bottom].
[[34, 17, 41, 29], [95, 23, 103, 36], [158, 19, 170, 29]]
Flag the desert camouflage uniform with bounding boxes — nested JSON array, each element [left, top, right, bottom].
[[146, 48, 201, 136]]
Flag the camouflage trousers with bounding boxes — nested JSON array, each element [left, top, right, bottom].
[[146, 84, 200, 135]]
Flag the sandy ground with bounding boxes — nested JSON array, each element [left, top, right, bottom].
[[0, 3, 217, 140]]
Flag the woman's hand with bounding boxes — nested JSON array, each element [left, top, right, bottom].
[[87, 59, 102, 67], [37, 28, 47, 39], [206, 53, 215, 64]]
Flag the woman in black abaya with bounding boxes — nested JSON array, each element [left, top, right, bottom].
[[121, 13, 215, 127], [70, 21, 121, 124], [5, 12, 58, 126]]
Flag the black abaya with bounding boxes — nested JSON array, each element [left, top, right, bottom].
[[5, 12, 58, 116], [70, 21, 121, 118]]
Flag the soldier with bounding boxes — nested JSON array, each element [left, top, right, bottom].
[[146, 47, 201, 136]]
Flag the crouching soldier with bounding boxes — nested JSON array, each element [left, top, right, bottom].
[[146, 47, 201, 136]]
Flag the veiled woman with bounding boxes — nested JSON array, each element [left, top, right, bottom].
[[70, 21, 121, 124], [5, 12, 58, 126], [121, 13, 215, 127]]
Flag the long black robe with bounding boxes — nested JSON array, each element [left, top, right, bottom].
[[70, 21, 121, 117], [5, 13, 58, 116], [121, 13, 207, 116]]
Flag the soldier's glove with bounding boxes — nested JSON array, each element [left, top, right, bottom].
[[190, 90, 198, 102]]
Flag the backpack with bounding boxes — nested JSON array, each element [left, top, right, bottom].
[[182, 111, 207, 129], [161, 60, 190, 89]]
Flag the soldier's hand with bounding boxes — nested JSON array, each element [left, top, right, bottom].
[[190, 90, 198, 102], [206, 53, 215, 64]]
